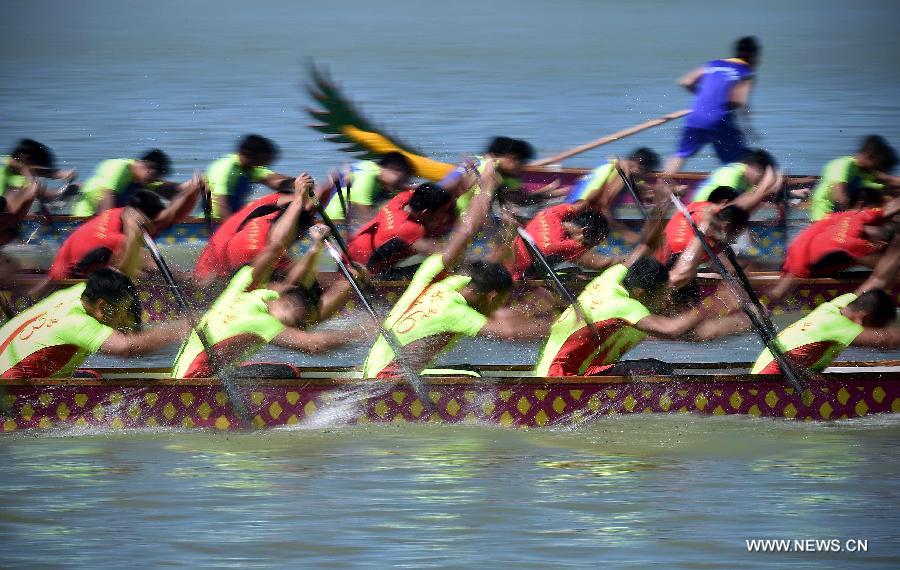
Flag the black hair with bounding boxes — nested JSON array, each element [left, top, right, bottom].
[[850, 187, 884, 208], [570, 210, 609, 244], [486, 136, 516, 156], [11, 138, 55, 170], [279, 284, 322, 325], [377, 151, 413, 176], [628, 147, 661, 172], [509, 139, 535, 162], [859, 135, 898, 173], [238, 134, 279, 162], [462, 261, 513, 294], [735, 36, 760, 59], [742, 148, 777, 170], [128, 189, 166, 220], [849, 289, 897, 328], [707, 186, 740, 204], [409, 183, 452, 212], [716, 205, 750, 228], [83, 268, 138, 305], [139, 149, 171, 177], [623, 256, 669, 294]]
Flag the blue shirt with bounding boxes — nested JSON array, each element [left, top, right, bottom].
[[685, 58, 754, 129]]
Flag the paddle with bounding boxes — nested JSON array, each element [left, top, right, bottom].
[[199, 182, 213, 234], [614, 163, 650, 219], [141, 230, 252, 427], [531, 109, 690, 166], [321, 238, 432, 406], [667, 195, 807, 393]]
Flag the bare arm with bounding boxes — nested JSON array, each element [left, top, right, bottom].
[[479, 314, 551, 341], [830, 182, 850, 213], [99, 320, 190, 357], [679, 67, 706, 93], [668, 237, 705, 289], [262, 172, 294, 192], [153, 174, 203, 231], [856, 235, 900, 293], [852, 327, 900, 348], [112, 209, 152, 280], [729, 79, 753, 108], [635, 310, 705, 339], [250, 174, 313, 285], [441, 161, 501, 268], [732, 167, 782, 212], [271, 327, 364, 353], [575, 249, 619, 271], [690, 312, 751, 341], [280, 225, 327, 289]]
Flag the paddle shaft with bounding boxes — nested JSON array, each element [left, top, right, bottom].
[[720, 245, 778, 338], [667, 196, 806, 392], [531, 109, 690, 166], [322, 239, 431, 402], [614, 164, 650, 219], [307, 187, 352, 258], [141, 231, 251, 426]]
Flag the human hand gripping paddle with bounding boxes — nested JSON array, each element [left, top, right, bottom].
[[667, 194, 808, 394], [140, 228, 252, 427]]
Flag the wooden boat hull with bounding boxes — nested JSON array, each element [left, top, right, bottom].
[[1, 372, 897, 431]]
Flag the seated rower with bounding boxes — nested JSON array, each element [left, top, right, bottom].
[[171, 190, 363, 379], [0, 212, 189, 378], [565, 147, 660, 243], [661, 166, 782, 290], [208, 174, 318, 281], [207, 134, 295, 220], [534, 244, 737, 377], [771, 191, 900, 301], [347, 182, 456, 275], [504, 201, 613, 280], [48, 181, 202, 280], [362, 160, 549, 379], [323, 152, 413, 223], [690, 148, 776, 202], [810, 135, 899, 221], [72, 149, 187, 216]]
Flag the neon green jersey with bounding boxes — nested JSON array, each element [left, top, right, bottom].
[[534, 264, 651, 376], [810, 156, 883, 221], [0, 283, 114, 378], [692, 163, 749, 203], [565, 160, 617, 203], [455, 157, 522, 215], [324, 160, 383, 221], [72, 159, 135, 217], [362, 254, 488, 377], [0, 156, 27, 198], [206, 153, 274, 218], [751, 293, 863, 374], [171, 266, 286, 378]]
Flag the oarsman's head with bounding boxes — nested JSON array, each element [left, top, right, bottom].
[[373, 152, 413, 191], [81, 268, 141, 331], [10, 138, 55, 175], [713, 204, 751, 243], [735, 36, 761, 67], [707, 186, 740, 205], [845, 290, 897, 328], [623, 256, 670, 310], [562, 210, 609, 247], [857, 135, 898, 174], [741, 149, 777, 185], [237, 134, 279, 168], [460, 261, 514, 315], [408, 183, 454, 230], [127, 190, 166, 233], [269, 284, 323, 329], [625, 147, 661, 178], [485, 137, 534, 178], [132, 149, 171, 185]]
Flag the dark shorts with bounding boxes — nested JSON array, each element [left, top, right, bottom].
[[676, 116, 747, 163]]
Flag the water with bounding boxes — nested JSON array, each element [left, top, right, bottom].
[[3, 1, 900, 567]]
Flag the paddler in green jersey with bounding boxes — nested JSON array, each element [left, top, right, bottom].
[[1, 139, 77, 236], [73, 149, 192, 217], [809, 135, 900, 221], [691, 148, 777, 202], [207, 134, 296, 220], [362, 159, 549, 379], [171, 177, 364, 379], [324, 152, 413, 223]]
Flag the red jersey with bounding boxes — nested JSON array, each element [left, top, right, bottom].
[[348, 191, 435, 275], [511, 204, 586, 280], [195, 193, 282, 280], [783, 208, 885, 278], [49, 208, 128, 279], [657, 201, 722, 263], [220, 210, 291, 275]]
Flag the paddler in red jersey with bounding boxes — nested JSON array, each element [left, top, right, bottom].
[[171, 179, 365, 379], [47, 177, 203, 280], [194, 172, 327, 286], [0, 211, 189, 379], [661, 165, 782, 290], [770, 190, 900, 301], [361, 160, 550, 379]]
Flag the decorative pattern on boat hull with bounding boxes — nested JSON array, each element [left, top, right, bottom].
[[2, 377, 897, 432]]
